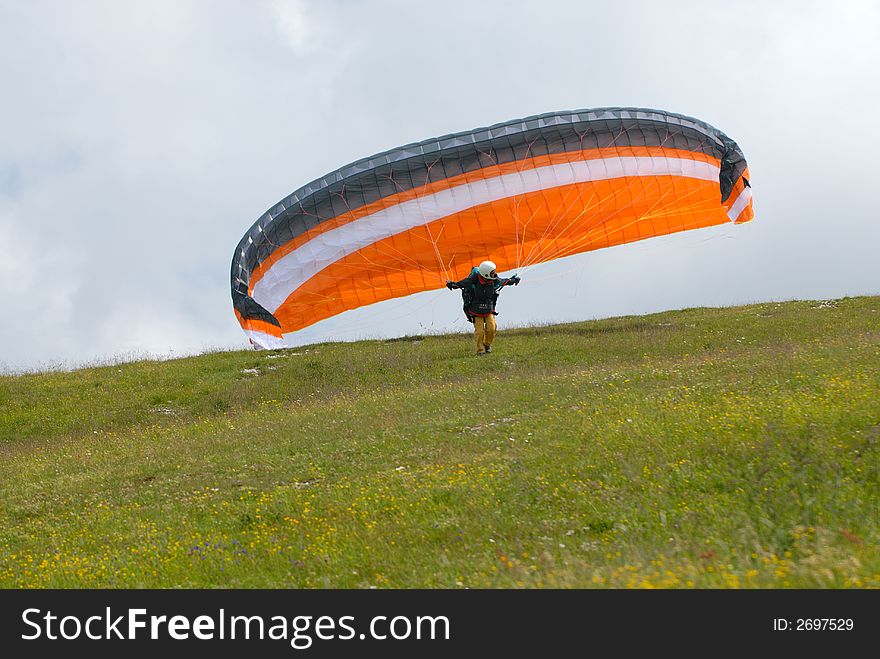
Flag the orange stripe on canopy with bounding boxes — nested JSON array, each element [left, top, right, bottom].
[[234, 308, 284, 338], [271, 173, 726, 332]]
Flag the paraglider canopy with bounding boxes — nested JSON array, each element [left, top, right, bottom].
[[231, 107, 753, 348]]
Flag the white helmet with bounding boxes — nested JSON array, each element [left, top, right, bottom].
[[478, 260, 497, 279]]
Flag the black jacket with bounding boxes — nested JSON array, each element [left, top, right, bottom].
[[453, 268, 517, 317]]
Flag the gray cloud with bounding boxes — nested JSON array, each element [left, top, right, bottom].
[[1, 0, 878, 370]]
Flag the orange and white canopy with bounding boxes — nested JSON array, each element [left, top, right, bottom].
[[231, 107, 753, 348]]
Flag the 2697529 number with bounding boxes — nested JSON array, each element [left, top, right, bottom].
[[796, 619, 853, 631]]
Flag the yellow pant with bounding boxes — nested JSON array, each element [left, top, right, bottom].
[[473, 314, 496, 354]]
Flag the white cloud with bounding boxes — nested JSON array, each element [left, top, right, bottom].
[[272, 0, 313, 52]]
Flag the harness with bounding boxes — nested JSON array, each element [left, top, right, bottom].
[[460, 268, 500, 322]]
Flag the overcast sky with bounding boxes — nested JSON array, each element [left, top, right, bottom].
[[1, 0, 878, 371]]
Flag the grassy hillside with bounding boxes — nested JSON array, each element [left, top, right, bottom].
[[1, 297, 878, 588]]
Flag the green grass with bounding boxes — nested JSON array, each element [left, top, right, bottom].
[[1, 297, 878, 588]]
